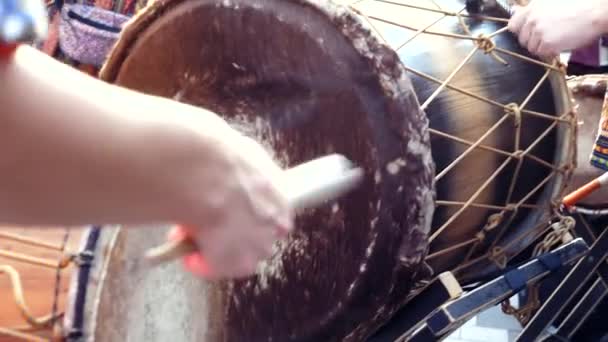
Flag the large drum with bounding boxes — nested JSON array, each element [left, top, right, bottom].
[[63, 0, 575, 341], [340, 0, 574, 284], [0, 226, 82, 342]]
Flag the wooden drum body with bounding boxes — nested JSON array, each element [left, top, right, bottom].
[[62, 1, 576, 341]]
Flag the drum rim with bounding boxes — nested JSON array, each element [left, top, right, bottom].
[[515, 71, 574, 249], [451, 68, 576, 282], [497, 71, 576, 255]]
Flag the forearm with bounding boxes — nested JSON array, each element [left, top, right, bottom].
[[0, 46, 235, 226]]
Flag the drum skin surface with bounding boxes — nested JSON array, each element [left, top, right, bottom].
[[94, 0, 435, 341]]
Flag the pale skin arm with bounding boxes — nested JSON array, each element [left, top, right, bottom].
[[0, 46, 292, 278], [508, 0, 608, 58], [0, 45, 234, 225]]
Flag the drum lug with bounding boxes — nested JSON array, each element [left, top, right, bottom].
[[72, 250, 94, 267]]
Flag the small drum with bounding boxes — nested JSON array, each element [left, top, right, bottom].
[[565, 74, 608, 204], [0, 226, 82, 342], [62, 0, 575, 341]]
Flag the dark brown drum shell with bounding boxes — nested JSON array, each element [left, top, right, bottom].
[[94, 0, 435, 341]]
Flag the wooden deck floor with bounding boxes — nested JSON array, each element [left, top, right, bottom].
[[0, 226, 85, 341]]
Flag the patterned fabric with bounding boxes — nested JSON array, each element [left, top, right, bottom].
[[39, 0, 149, 76], [591, 90, 608, 171]]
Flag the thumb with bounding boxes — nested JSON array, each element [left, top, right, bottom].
[[507, 5, 526, 34]]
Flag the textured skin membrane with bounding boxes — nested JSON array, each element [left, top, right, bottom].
[[84, 0, 435, 341]]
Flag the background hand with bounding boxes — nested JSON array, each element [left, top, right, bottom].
[[508, 0, 606, 58]]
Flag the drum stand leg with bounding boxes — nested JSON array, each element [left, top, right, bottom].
[[541, 218, 608, 340], [367, 272, 463, 341], [572, 215, 608, 285], [402, 239, 588, 342], [515, 227, 608, 341], [549, 277, 608, 340]]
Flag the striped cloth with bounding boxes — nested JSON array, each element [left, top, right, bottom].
[[591, 90, 608, 171]]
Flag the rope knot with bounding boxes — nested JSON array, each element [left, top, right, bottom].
[[484, 212, 505, 231], [476, 34, 496, 54], [489, 246, 508, 269], [505, 103, 522, 127], [475, 34, 508, 65], [512, 150, 524, 159]]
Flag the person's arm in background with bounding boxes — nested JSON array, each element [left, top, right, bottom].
[[0, 45, 293, 278], [508, 0, 608, 58]]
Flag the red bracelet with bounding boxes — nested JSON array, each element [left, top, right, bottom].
[[0, 43, 18, 59]]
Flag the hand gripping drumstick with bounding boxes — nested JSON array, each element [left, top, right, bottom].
[[144, 154, 364, 267], [562, 172, 608, 208]]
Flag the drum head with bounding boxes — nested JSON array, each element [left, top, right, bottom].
[[96, 0, 435, 341]]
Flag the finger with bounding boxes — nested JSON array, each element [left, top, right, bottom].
[[245, 177, 293, 235], [518, 16, 533, 48], [507, 6, 526, 34], [168, 225, 216, 277], [201, 231, 245, 275], [168, 224, 191, 241], [235, 247, 263, 276], [275, 224, 290, 238], [528, 30, 542, 57], [537, 42, 557, 60]]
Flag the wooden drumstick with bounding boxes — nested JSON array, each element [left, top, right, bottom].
[[144, 154, 365, 267], [562, 172, 608, 207]]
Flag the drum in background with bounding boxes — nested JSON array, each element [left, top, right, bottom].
[[565, 74, 608, 204], [342, 0, 575, 284], [85, 0, 435, 341], [0, 226, 83, 342]]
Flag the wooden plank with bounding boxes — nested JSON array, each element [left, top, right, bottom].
[[0, 226, 84, 341]]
